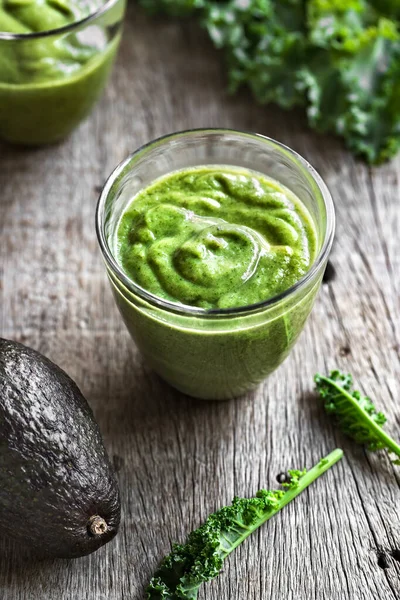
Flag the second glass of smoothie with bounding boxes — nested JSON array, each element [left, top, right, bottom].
[[96, 129, 334, 400], [0, 0, 126, 145]]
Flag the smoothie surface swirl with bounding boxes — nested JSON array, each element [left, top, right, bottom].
[[115, 167, 318, 310]]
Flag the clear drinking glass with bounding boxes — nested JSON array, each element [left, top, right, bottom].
[[96, 129, 335, 400], [0, 0, 126, 145]]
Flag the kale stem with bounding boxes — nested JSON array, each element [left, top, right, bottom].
[[318, 376, 400, 459], [221, 448, 344, 558]]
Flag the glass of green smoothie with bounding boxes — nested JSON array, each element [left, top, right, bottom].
[[96, 129, 335, 400], [0, 0, 126, 145]]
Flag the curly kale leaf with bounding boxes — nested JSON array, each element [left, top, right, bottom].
[[204, 0, 307, 109], [315, 371, 400, 463], [303, 2, 400, 163], [138, 0, 400, 164], [146, 449, 343, 599]]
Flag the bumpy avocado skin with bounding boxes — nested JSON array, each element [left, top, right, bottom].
[[0, 338, 120, 559]]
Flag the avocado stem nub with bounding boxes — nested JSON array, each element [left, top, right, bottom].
[[88, 515, 108, 537]]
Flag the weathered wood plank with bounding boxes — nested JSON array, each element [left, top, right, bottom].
[[0, 5, 399, 600]]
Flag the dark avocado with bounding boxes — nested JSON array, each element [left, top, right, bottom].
[[0, 338, 120, 559]]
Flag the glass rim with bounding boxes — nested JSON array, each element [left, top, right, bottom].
[[96, 128, 335, 318], [0, 0, 120, 41]]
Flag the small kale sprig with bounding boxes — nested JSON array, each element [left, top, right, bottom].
[[146, 449, 343, 599], [315, 370, 400, 464]]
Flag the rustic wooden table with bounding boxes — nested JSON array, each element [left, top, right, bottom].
[[1, 6, 399, 599]]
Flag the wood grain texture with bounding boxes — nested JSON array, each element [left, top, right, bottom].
[[0, 5, 399, 599]]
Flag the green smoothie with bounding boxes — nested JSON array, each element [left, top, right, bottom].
[[115, 167, 317, 309], [105, 164, 324, 399], [0, 0, 125, 144]]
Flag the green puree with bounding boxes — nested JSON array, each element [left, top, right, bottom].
[[0, 0, 96, 84], [116, 167, 317, 310], [0, 0, 85, 35], [0, 0, 122, 144]]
